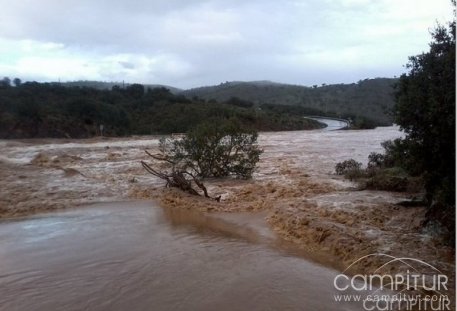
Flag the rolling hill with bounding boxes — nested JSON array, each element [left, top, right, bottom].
[[61, 80, 183, 94], [181, 78, 397, 125], [60, 78, 397, 125]]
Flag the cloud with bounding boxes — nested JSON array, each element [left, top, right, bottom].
[[0, 0, 453, 87]]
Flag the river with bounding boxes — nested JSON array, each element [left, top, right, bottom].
[[3, 125, 449, 310], [0, 202, 362, 311]]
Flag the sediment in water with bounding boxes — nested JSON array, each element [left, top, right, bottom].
[[0, 129, 454, 305]]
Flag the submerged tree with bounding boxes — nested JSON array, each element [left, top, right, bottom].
[[141, 119, 263, 199], [392, 8, 455, 235]]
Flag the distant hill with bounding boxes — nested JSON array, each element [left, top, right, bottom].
[[61, 80, 183, 94], [0, 81, 322, 139], [23, 79, 397, 125], [181, 78, 397, 125], [0, 77, 398, 138]]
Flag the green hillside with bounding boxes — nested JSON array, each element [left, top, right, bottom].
[[0, 81, 322, 139], [62, 80, 183, 94], [0, 77, 397, 138], [182, 78, 397, 125]]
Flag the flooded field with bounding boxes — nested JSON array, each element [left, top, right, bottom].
[[0, 126, 454, 309], [0, 126, 402, 216]]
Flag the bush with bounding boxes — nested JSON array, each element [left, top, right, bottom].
[[367, 152, 385, 170], [335, 159, 363, 177], [142, 118, 263, 200], [161, 119, 263, 179], [337, 155, 424, 193], [365, 167, 409, 192]]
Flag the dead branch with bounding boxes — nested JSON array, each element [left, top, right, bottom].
[[141, 150, 220, 201], [186, 172, 221, 202], [144, 149, 175, 165]]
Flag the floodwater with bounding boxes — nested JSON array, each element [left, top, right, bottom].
[[0, 125, 415, 310], [0, 125, 403, 215], [0, 202, 362, 311]]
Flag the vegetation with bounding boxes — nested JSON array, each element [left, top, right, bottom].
[[334, 159, 363, 179], [171, 120, 262, 178], [53, 78, 395, 129], [182, 78, 397, 127], [0, 75, 393, 137], [59, 80, 182, 94], [335, 8, 455, 240], [0, 80, 323, 138], [334, 151, 422, 193], [141, 119, 262, 198], [391, 13, 456, 237], [364, 167, 411, 192]]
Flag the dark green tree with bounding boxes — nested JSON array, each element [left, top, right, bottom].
[[13, 78, 21, 87], [126, 83, 145, 99], [393, 10, 455, 234], [0, 77, 11, 88]]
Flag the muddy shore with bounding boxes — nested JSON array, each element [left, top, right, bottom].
[[0, 127, 454, 303]]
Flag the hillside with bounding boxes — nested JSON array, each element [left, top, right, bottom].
[[0, 82, 322, 139], [182, 78, 397, 125], [61, 80, 183, 94], [0, 77, 398, 138]]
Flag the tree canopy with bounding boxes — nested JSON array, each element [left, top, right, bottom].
[[393, 13, 455, 234], [0, 81, 323, 138]]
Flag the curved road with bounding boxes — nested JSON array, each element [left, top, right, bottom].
[[306, 117, 349, 131]]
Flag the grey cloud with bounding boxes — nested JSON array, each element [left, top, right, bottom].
[[118, 61, 135, 70], [0, 0, 452, 88]]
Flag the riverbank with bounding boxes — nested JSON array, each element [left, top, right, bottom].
[[0, 127, 454, 305]]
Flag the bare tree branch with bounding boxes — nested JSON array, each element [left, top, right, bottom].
[[142, 150, 220, 201]]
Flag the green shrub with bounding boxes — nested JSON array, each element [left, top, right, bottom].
[[367, 152, 385, 170], [161, 119, 263, 179], [335, 159, 363, 176], [365, 167, 409, 192], [337, 157, 424, 193]]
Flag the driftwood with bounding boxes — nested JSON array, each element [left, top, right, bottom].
[[141, 150, 221, 202]]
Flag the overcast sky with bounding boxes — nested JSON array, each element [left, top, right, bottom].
[[0, 0, 453, 89]]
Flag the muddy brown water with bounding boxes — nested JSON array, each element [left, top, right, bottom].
[[0, 201, 363, 311]]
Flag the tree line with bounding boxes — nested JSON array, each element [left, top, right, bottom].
[[0, 80, 324, 139]]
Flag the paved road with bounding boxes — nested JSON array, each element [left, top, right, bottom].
[[306, 117, 349, 131]]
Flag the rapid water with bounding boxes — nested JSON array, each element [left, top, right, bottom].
[[0, 202, 361, 311], [0, 126, 406, 310]]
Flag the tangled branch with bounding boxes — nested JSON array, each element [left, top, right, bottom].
[[141, 150, 220, 201]]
